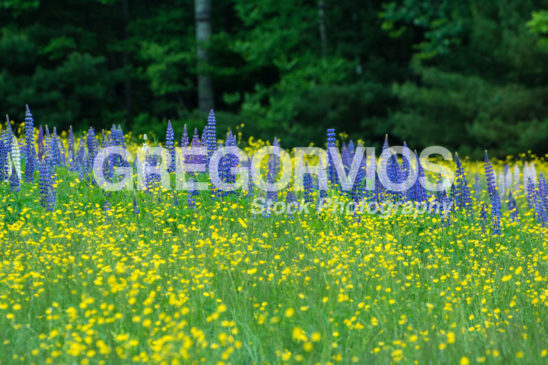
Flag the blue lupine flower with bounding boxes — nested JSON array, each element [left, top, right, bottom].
[[206, 109, 217, 164], [87, 127, 97, 173], [304, 172, 314, 203], [484, 151, 501, 234], [9, 165, 20, 192], [455, 153, 472, 211], [166, 120, 175, 173], [187, 178, 197, 208], [181, 124, 189, 148], [24, 105, 36, 182], [326, 128, 337, 187], [39, 159, 56, 211], [534, 188, 547, 227], [0, 137, 7, 182]]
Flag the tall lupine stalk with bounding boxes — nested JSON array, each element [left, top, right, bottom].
[[303, 172, 314, 203], [326, 128, 337, 187], [87, 127, 97, 174], [0, 138, 7, 182], [220, 131, 238, 197], [454, 153, 472, 211], [534, 187, 547, 227], [484, 151, 501, 235], [50, 127, 61, 168], [166, 120, 175, 173], [24, 105, 36, 182], [181, 124, 189, 148], [76, 139, 88, 179], [206, 109, 217, 166], [9, 167, 20, 192], [39, 159, 56, 211]]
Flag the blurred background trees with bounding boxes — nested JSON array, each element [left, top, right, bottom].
[[0, 0, 547, 156]]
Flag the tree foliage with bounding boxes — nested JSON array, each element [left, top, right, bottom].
[[0, 0, 546, 156]]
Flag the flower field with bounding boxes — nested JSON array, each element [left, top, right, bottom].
[[0, 108, 547, 364]]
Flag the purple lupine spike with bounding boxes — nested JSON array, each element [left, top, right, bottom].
[[347, 140, 355, 155], [304, 172, 314, 203], [0, 138, 6, 182], [173, 192, 179, 207], [39, 159, 56, 211], [353, 143, 366, 202], [484, 151, 501, 234], [326, 128, 337, 187], [24, 106, 35, 182], [9, 167, 20, 192], [76, 140, 88, 178], [166, 120, 175, 173], [51, 127, 60, 167], [410, 151, 426, 203], [206, 109, 217, 164], [181, 124, 189, 148], [455, 153, 472, 211], [187, 178, 197, 208], [87, 127, 97, 173], [534, 188, 547, 226]]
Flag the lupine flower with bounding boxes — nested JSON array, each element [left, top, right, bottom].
[[166, 120, 175, 173], [454, 153, 472, 211], [187, 179, 197, 208], [206, 109, 217, 164], [484, 151, 501, 234], [87, 127, 97, 173], [0, 134, 8, 182], [326, 128, 337, 187], [9, 167, 20, 192], [39, 159, 56, 211], [181, 124, 189, 148], [534, 188, 547, 227], [304, 172, 314, 203], [24, 105, 35, 182]]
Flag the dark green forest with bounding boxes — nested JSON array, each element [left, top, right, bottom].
[[1, 0, 547, 156]]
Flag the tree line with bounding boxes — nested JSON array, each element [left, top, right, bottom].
[[0, 0, 547, 157]]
